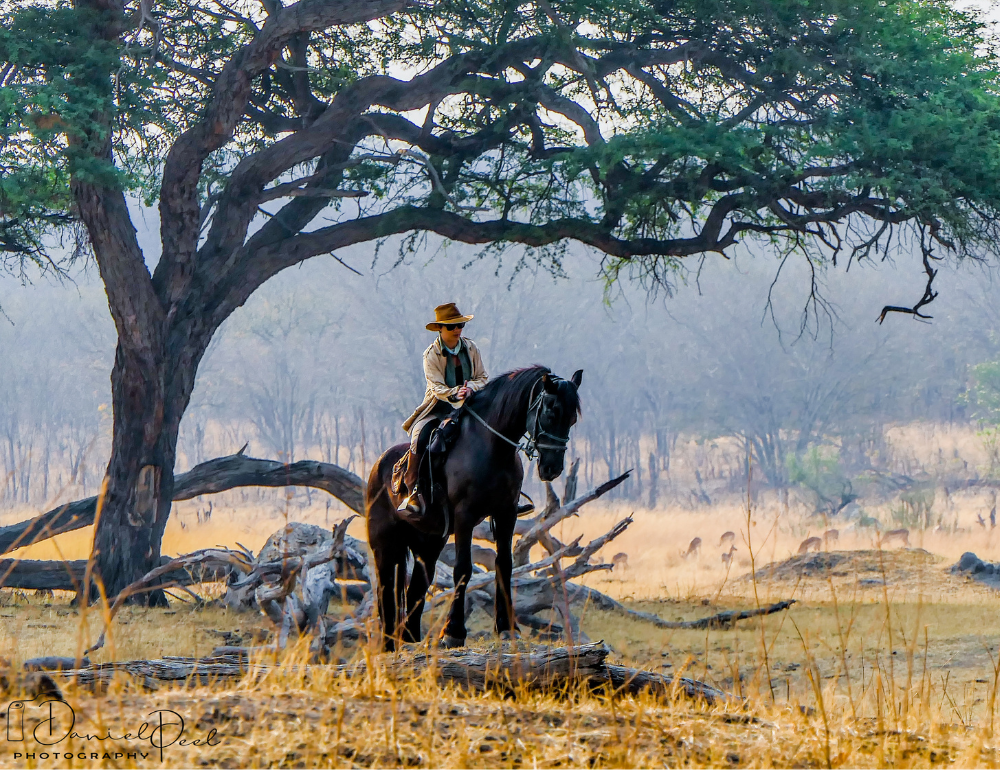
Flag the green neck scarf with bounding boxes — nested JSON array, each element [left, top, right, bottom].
[[440, 337, 472, 389]]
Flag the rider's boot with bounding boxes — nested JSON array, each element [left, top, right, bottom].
[[396, 450, 426, 519]]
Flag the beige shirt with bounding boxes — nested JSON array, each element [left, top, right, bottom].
[[402, 337, 488, 432]]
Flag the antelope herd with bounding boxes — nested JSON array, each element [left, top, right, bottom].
[[664, 525, 917, 569], [600, 514, 1000, 576]]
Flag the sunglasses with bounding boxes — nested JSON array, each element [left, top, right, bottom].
[[442, 323, 466, 331]]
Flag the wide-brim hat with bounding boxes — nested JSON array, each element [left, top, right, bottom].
[[426, 302, 474, 331]]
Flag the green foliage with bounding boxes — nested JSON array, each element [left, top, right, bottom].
[[381, 0, 1000, 278], [964, 351, 1000, 476], [891, 488, 936, 530], [0, 1, 121, 262], [969, 355, 1000, 423], [787, 446, 851, 514], [4, 0, 1000, 283]]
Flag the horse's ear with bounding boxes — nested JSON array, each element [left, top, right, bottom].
[[570, 369, 583, 389], [542, 373, 558, 393]]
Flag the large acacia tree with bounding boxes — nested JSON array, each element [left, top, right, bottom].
[[3, 0, 1000, 601]]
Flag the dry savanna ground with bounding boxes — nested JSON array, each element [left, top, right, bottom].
[[5, 477, 1000, 766]]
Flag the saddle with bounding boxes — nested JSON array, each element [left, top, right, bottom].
[[391, 411, 464, 498], [390, 454, 408, 497]]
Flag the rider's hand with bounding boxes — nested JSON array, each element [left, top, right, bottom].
[[457, 386, 472, 399]]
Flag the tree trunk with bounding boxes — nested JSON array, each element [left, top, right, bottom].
[[88, 329, 210, 605], [87, 347, 177, 605]]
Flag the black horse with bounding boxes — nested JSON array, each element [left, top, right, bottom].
[[366, 365, 582, 650]]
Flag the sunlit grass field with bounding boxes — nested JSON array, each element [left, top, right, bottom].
[[1, 486, 1000, 767], [3, 417, 1000, 767]]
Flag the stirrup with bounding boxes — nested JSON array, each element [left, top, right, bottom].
[[397, 488, 425, 517]]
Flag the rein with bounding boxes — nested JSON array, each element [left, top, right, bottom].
[[463, 378, 571, 460]]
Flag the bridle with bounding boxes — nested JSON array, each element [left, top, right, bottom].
[[464, 377, 572, 461]]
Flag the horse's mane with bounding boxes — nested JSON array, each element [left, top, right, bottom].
[[468, 365, 581, 432]]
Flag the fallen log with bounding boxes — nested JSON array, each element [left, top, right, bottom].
[[0, 557, 230, 592], [617, 600, 798, 630], [48, 654, 258, 692], [50, 642, 733, 704], [0, 446, 366, 555], [24, 656, 90, 671], [562, 582, 796, 630], [603, 664, 731, 702]]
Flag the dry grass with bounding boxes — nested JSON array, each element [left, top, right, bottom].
[[9, 452, 1000, 764], [6, 590, 1000, 768]]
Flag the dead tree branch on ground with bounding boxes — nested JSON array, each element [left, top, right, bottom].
[[0, 446, 365, 555], [45, 642, 734, 705]]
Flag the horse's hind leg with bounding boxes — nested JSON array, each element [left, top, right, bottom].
[[402, 543, 442, 644], [373, 536, 407, 652]]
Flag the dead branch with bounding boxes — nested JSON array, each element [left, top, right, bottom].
[[877, 250, 939, 324], [0, 448, 366, 555], [470, 470, 627, 546], [0, 557, 229, 592], [172, 451, 365, 511], [570, 587, 797, 630], [50, 643, 733, 705], [232, 519, 375, 647], [444, 510, 792, 639], [430, 515, 633, 646], [511, 471, 631, 565], [231, 517, 354, 590], [85, 548, 257, 654], [563, 516, 634, 578]]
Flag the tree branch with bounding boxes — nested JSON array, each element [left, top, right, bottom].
[[154, 0, 408, 306], [0, 449, 365, 555], [877, 250, 939, 324]]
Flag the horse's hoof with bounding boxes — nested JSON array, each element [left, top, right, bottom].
[[439, 634, 466, 649], [499, 630, 521, 642]]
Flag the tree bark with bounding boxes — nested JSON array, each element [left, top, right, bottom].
[[67, 0, 173, 605], [87, 348, 182, 606]]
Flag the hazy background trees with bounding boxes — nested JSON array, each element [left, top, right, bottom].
[[2, 235, 998, 514]]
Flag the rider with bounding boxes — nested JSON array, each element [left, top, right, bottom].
[[397, 302, 488, 517]]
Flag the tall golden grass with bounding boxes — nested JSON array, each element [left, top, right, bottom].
[[5, 421, 1000, 766]]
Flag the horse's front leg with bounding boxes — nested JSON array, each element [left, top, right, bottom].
[[442, 519, 473, 648], [492, 513, 519, 639]]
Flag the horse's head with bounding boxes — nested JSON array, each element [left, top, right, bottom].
[[531, 369, 583, 482]]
